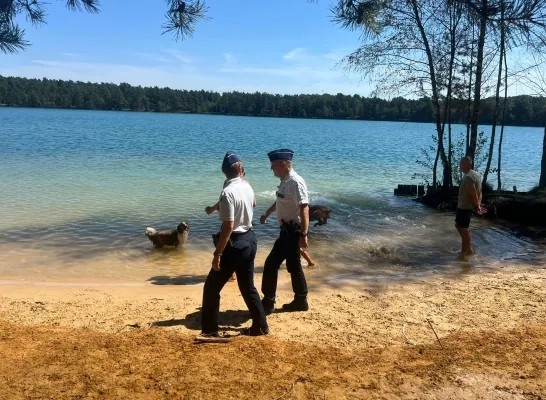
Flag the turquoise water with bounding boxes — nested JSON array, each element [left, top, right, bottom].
[[0, 108, 543, 282]]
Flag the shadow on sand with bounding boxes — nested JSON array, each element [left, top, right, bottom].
[[150, 308, 251, 332]]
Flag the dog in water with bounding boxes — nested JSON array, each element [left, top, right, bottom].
[[145, 222, 189, 248], [309, 205, 331, 227]]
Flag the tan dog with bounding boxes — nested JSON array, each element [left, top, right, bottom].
[[145, 222, 189, 248]]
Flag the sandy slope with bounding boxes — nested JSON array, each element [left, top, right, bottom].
[[1, 266, 546, 398]]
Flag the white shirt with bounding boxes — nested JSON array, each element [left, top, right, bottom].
[[275, 170, 309, 226], [218, 177, 255, 233]]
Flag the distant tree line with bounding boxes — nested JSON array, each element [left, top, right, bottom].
[[1, 75, 546, 127]]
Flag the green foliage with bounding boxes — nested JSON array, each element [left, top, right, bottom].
[[0, 0, 208, 54], [450, 130, 492, 185], [412, 135, 437, 187], [2, 76, 546, 127], [162, 0, 209, 41], [412, 129, 495, 187], [0, 0, 100, 54]]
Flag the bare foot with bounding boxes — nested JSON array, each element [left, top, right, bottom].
[[229, 273, 236, 282]]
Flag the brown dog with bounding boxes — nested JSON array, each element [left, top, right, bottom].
[[145, 222, 189, 248], [309, 205, 331, 227]]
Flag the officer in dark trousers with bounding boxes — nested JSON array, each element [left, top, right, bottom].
[[200, 152, 269, 337], [260, 148, 310, 314]]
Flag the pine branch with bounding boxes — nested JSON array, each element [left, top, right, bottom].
[[64, 0, 100, 14], [20, 0, 47, 26], [0, 23, 29, 53], [330, 0, 384, 37], [162, 0, 209, 41]]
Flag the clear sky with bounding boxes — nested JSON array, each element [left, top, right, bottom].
[[2, 0, 539, 97], [0, 0, 378, 95]]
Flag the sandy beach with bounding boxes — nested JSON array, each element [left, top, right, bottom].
[[1, 264, 546, 399]]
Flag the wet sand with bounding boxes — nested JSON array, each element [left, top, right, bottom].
[[1, 264, 546, 398]]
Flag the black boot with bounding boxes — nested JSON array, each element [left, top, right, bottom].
[[261, 298, 275, 315], [282, 298, 309, 312], [240, 326, 270, 336]]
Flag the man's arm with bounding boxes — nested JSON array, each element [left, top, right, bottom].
[[299, 204, 309, 250], [466, 185, 485, 215], [212, 221, 234, 270], [299, 204, 309, 234], [260, 202, 277, 224], [205, 201, 220, 215]]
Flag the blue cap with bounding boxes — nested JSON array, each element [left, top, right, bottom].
[[267, 148, 294, 162], [222, 151, 240, 169]]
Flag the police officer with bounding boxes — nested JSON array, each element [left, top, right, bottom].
[[200, 152, 269, 337], [260, 148, 310, 314]]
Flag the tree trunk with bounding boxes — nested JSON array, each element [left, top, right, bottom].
[[440, 4, 459, 191], [410, 0, 449, 190], [497, 46, 508, 191], [483, 2, 505, 187], [448, 107, 453, 189], [466, 25, 475, 151], [468, 0, 488, 162], [432, 145, 440, 188], [540, 126, 546, 188]]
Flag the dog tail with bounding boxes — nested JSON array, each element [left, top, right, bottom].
[[145, 227, 157, 237]]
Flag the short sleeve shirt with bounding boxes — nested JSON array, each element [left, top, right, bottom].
[[458, 170, 482, 210], [218, 178, 255, 233], [275, 170, 309, 226]]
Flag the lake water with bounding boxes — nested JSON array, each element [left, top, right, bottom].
[[0, 108, 544, 284]]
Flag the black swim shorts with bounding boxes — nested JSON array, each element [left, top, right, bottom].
[[455, 208, 473, 228]]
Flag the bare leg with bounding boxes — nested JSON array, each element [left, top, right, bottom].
[[300, 249, 315, 267], [460, 228, 471, 254], [456, 226, 472, 260], [456, 225, 466, 260]]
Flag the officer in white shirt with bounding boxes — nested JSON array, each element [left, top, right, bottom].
[[200, 152, 269, 337], [260, 148, 310, 314]]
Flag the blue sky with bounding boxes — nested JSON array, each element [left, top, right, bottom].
[[0, 0, 376, 95], [1, 0, 538, 97]]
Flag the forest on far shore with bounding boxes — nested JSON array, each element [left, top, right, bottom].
[[2, 75, 545, 127]]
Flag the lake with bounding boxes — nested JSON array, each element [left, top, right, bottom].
[[0, 107, 543, 283]]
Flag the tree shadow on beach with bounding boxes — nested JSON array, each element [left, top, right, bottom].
[[150, 308, 251, 332]]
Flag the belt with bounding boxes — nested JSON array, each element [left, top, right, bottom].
[[230, 229, 253, 240], [279, 220, 300, 236]]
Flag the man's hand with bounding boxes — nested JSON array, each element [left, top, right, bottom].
[[212, 254, 221, 271], [205, 206, 215, 215], [260, 214, 268, 224], [299, 235, 308, 250], [475, 205, 487, 216]]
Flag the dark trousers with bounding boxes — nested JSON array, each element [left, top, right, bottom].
[[201, 231, 268, 334], [262, 230, 308, 303]]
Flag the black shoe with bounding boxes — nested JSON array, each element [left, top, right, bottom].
[[261, 299, 275, 315], [197, 331, 220, 338], [282, 299, 309, 312], [240, 326, 270, 336]]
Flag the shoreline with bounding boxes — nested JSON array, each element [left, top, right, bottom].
[[3, 104, 546, 129], [2, 264, 545, 342]]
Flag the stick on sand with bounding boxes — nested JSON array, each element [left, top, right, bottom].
[[194, 336, 231, 344]]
